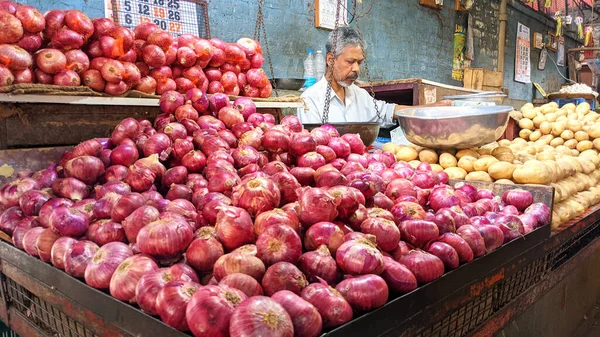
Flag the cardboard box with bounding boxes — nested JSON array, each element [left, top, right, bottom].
[[464, 68, 503, 91]]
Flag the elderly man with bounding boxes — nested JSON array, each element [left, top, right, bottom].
[[299, 27, 450, 127]]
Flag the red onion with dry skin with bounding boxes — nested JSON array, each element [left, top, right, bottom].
[[303, 221, 345, 255], [381, 256, 418, 293], [301, 281, 353, 328], [186, 227, 224, 273], [336, 235, 385, 275], [298, 245, 342, 285], [213, 252, 266, 282], [219, 273, 263, 297], [261, 261, 308, 296], [399, 249, 445, 284], [335, 274, 389, 312], [186, 284, 247, 337], [109, 254, 158, 303], [256, 225, 302, 266], [228, 296, 294, 337]]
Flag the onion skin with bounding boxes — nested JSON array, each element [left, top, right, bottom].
[[48, 206, 89, 238], [360, 217, 400, 252], [229, 296, 294, 337], [271, 290, 323, 337], [381, 256, 418, 293], [426, 242, 460, 271], [84, 242, 133, 289], [64, 240, 100, 278], [109, 254, 158, 303], [301, 282, 353, 328], [157, 281, 200, 331], [477, 225, 505, 253], [186, 285, 247, 337], [261, 261, 308, 296], [121, 205, 159, 243], [136, 217, 194, 261], [336, 236, 385, 275], [399, 250, 445, 284], [135, 265, 198, 315], [213, 252, 266, 282], [297, 187, 340, 227], [23, 227, 45, 257], [186, 227, 224, 273], [256, 225, 302, 266], [50, 237, 77, 270], [35, 228, 60, 262], [231, 176, 280, 217], [219, 273, 263, 297], [215, 205, 254, 251], [438, 233, 474, 263], [298, 245, 342, 285], [335, 274, 389, 312], [399, 220, 439, 248]]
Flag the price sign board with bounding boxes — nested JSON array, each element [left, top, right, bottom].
[[106, 0, 201, 37]]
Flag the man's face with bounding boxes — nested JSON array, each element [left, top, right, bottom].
[[328, 45, 364, 87]]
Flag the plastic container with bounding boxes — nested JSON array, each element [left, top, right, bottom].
[[553, 97, 596, 109], [301, 49, 316, 90], [314, 50, 326, 80]]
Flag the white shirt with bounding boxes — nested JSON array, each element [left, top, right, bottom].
[[298, 76, 397, 128]]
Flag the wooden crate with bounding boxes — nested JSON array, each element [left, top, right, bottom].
[[464, 68, 503, 91]]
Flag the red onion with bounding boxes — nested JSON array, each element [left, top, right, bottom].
[[371, 192, 394, 211], [325, 186, 364, 221], [232, 244, 258, 256], [257, 225, 302, 265], [347, 172, 385, 199], [426, 241, 459, 271], [391, 201, 427, 224], [87, 219, 126, 246], [360, 217, 400, 251], [298, 245, 342, 285], [12, 217, 39, 250], [493, 214, 525, 243], [336, 235, 384, 275], [154, 281, 199, 332], [23, 227, 45, 256], [399, 219, 438, 248], [124, 165, 155, 192], [229, 296, 294, 337], [0, 178, 39, 209], [110, 192, 144, 222], [261, 261, 308, 296], [186, 284, 247, 337], [213, 252, 266, 281], [476, 189, 494, 200], [456, 225, 486, 257], [109, 254, 158, 303], [231, 177, 280, 217], [0, 11, 23, 44], [262, 161, 289, 176], [18, 190, 50, 216], [180, 150, 206, 173], [438, 232, 474, 263], [32, 165, 58, 189], [64, 10, 93, 37], [304, 221, 345, 254], [84, 242, 133, 289], [502, 189, 534, 211], [525, 203, 551, 228], [215, 206, 254, 251], [201, 193, 232, 225], [297, 187, 339, 226], [301, 281, 353, 328], [111, 117, 142, 145], [137, 216, 194, 262], [65, 240, 99, 278], [454, 182, 478, 202], [271, 290, 322, 337], [35, 228, 60, 262], [135, 265, 198, 315], [476, 225, 504, 253], [341, 133, 367, 154], [271, 172, 301, 205], [82, 69, 106, 92], [165, 184, 193, 201], [327, 137, 351, 158], [381, 256, 418, 293], [335, 274, 388, 312], [289, 167, 315, 187], [289, 133, 316, 157], [50, 236, 76, 269], [232, 145, 260, 168], [399, 249, 444, 284], [109, 144, 139, 166], [47, 206, 88, 238], [219, 273, 263, 297]]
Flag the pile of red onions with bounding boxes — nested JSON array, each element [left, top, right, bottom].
[[0, 82, 552, 336]]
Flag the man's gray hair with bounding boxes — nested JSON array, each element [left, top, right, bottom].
[[325, 27, 365, 57]]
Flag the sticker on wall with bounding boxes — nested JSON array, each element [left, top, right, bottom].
[[315, 0, 348, 30], [515, 22, 531, 84], [105, 0, 202, 37]]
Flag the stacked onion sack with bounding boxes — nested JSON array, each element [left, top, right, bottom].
[[0, 1, 271, 98], [0, 89, 550, 336]]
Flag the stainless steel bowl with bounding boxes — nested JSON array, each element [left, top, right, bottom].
[[396, 106, 513, 149], [270, 78, 306, 91], [302, 122, 380, 146]]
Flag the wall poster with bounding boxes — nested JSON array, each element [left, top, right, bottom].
[[515, 22, 531, 84]]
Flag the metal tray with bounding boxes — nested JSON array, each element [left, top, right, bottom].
[[302, 122, 380, 146], [396, 106, 513, 149]]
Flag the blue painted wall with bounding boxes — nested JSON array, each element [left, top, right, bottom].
[[18, 0, 579, 102]]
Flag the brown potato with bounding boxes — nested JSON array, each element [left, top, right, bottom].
[[529, 130, 542, 141], [395, 146, 418, 162], [455, 149, 479, 160], [577, 140, 593, 152], [564, 139, 578, 149], [561, 130, 574, 140], [444, 167, 468, 180], [574, 131, 589, 141], [473, 156, 499, 172], [465, 171, 493, 182], [439, 153, 457, 169], [539, 121, 552, 135], [518, 118, 534, 130], [495, 179, 515, 184], [418, 149, 439, 164], [550, 137, 564, 147], [457, 156, 477, 173], [488, 162, 516, 180]]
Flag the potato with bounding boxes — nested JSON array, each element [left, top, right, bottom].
[[539, 121, 552, 135], [541, 104, 557, 114], [488, 162, 516, 180], [382, 142, 399, 154], [561, 130, 574, 140], [473, 156, 499, 172], [519, 129, 532, 140], [536, 152, 556, 161], [556, 116, 568, 123], [543, 160, 561, 181], [512, 161, 553, 185], [576, 102, 591, 115], [455, 149, 479, 160], [569, 157, 584, 173], [552, 122, 566, 136], [545, 112, 558, 123], [567, 112, 579, 120], [529, 130, 542, 141], [533, 115, 546, 127], [550, 137, 564, 147], [439, 153, 457, 169], [419, 149, 439, 164], [457, 156, 477, 172], [518, 118, 534, 130], [495, 179, 515, 184], [551, 210, 561, 229], [491, 146, 511, 156], [521, 103, 534, 111], [589, 123, 600, 138], [522, 108, 537, 119], [465, 171, 493, 182], [564, 139, 578, 149], [408, 160, 420, 169], [430, 164, 444, 172], [556, 109, 568, 117], [395, 146, 418, 162], [495, 152, 515, 163], [498, 139, 511, 147], [562, 103, 576, 112], [575, 131, 590, 141], [577, 140, 593, 152], [583, 112, 599, 122], [580, 159, 596, 175], [566, 119, 582, 132], [477, 148, 492, 156], [444, 167, 467, 180]]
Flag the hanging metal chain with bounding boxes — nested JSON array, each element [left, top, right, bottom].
[[253, 0, 278, 97], [322, 0, 343, 124], [354, 12, 382, 121]]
